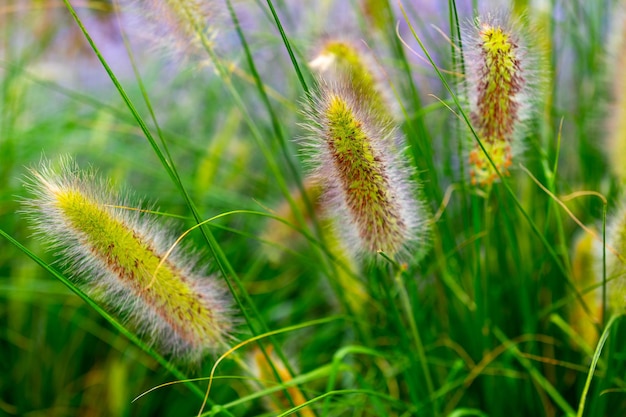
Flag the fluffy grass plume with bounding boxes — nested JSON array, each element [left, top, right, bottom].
[[121, 0, 220, 63], [464, 12, 538, 186], [570, 231, 602, 347], [604, 206, 626, 313], [261, 180, 370, 313], [302, 82, 430, 257], [309, 39, 396, 125], [606, 2, 626, 183], [21, 157, 232, 361]]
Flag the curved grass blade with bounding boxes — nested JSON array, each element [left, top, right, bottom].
[[576, 314, 622, 417]]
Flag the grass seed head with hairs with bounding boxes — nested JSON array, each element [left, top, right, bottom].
[[302, 82, 430, 258], [464, 13, 538, 186], [570, 230, 602, 347], [261, 180, 370, 313], [603, 205, 626, 314], [605, 2, 626, 183], [21, 157, 233, 362], [121, 0, 221, 64], [310, 39, 397, 126]]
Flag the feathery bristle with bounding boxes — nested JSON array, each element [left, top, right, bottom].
[[121, 0, 221, 64], [310, 39, 396, 125], [463, 14, 536, 186], [302, 82, 430, 257], [21, 157, 232, 361]]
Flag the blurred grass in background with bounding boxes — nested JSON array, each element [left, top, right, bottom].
[[1, 0, 626, 416]]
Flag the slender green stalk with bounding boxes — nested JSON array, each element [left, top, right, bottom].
[[493, 327, 576, 416], [224, 0, 302, 188], [602, 203, 607, 326], [380, 253, 437, 416], [576, 315, 621, 417], [395, 268, 437, 415], [374, 265, 423, 407], [264, 0, 310, 94]]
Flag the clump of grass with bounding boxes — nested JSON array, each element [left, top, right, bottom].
[[3, 0, 626, 416]]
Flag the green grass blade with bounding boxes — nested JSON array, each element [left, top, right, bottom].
[[0, 227, 208, 402], [576, 314, 622, 417]]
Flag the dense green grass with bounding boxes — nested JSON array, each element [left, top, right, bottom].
[[2, 0, 626, 416]]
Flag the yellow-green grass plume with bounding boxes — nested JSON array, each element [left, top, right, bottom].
[[21, 157, 233, 361]]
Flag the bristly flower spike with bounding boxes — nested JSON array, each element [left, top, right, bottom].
[[261, 179, 371, 313], [309, 39, 396, 126], [606, 2, 626, 183], [464, 13, 539, 186], [603, 205, 626, 314], [302, 82, 430, 258], [570, 230, 602, 347], [21, 157, 232, 361], [121, 0, 221, 64]]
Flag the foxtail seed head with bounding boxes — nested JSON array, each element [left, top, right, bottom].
[[464, 14, 532, 186], [302, 82, 429, 257], [261, 179, 371, 313], [604, 205, 626, 313], [21, 158, 232, 361], [310, 39, 396, 125], [606, 3, 626, 183], [570, 231, 602, 347], [121, 0, 220, 64]]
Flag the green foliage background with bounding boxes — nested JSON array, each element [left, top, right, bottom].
[[1, 0, 625, 416]]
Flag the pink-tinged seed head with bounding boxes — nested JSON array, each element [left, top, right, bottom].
[[463, 13, 538, 186], [606, 3, 626, 183], [302, 82, 430, 258], [605, 205, 626, 314]]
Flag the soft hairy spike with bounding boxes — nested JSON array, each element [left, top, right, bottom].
[[302, 82, 430, 258], [310, 39, 396, 125], [261, 179, 371, 313], [21, 157, 232, 361], [324, 94, 404, 253], [120, 0, 221, 64], [463, 13, 538, 186], [606, 3, 626, 183], [605, 206, 626, 313], [570, 231, 601, 348]]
